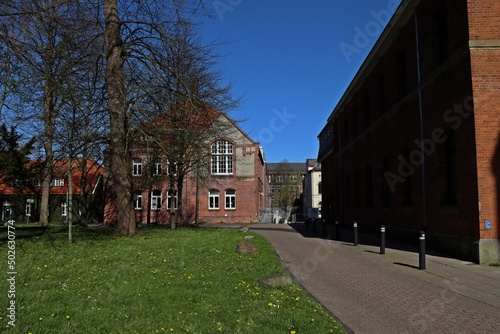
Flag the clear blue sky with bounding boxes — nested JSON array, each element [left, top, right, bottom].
[[201, 0, 402, 163]]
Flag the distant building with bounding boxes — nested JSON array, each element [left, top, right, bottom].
[[107, 112, 269, 225], [267, 162, 305, 219], [0, 159, 104, 224], [318, 0, 500, 263], [303, 159, 322, 220]]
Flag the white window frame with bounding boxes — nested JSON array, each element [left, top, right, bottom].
[[25, 201, 32, 216], [153, 159, 162, 176], [209, 189, 220, 210], [167, 191, 178, 210], [133, 158, 142, 176], [134, 193, 143, 210], [50, 178, 65, 187], [151, 190, 162, 210], [211, 140, 233, 175], [61, 202, 67, 216], [225, 189, 236, 210]]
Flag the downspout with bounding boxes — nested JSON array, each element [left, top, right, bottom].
[[414, 10, 427, 231]]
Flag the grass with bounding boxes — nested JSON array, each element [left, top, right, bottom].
[[1, 224, 345, 333]]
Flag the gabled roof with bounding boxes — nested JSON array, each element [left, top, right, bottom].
[[0, 159, 104, 196]]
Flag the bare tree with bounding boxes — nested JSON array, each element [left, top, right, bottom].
[[0, 0, 100, 226]]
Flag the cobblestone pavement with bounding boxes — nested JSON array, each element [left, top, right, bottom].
[[248, 223, 500, 334]]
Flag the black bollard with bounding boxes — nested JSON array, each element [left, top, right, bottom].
[[353, 221, 358, 246], [335, 221, 340, 240], [380, 225, 386, 255], [322, 218, 327, 236], [419, 231, 426, 270]]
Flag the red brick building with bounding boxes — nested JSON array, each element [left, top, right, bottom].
[[127, 113, 269, 225], [318, 0, 499, 263], [0, 159, 104, 224]]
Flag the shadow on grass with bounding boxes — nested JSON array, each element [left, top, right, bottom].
[[0, 224, 117, 242]]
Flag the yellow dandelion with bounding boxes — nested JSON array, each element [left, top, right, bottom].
[[66, 315, 70, 319]]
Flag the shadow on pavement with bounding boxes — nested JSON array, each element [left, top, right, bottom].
[[289, 221, 453, 260]]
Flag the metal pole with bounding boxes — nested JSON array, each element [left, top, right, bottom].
[[380, 225, 386, 255], [414, 11, 427, 233], [419, 231, 426, 270], [353, 221, 358, 246]]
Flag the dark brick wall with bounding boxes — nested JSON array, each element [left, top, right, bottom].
[[319, 0, 499, 260]]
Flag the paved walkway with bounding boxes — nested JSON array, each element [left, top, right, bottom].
[[247, 222, 500, 334]]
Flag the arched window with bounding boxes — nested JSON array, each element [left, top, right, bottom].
[[209, 189, 220, 210], [211, 140, 233, 175]]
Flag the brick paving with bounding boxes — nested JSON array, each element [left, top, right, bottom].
[[248, 222, 500, 334]]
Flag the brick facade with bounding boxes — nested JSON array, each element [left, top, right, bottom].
[[318, 0, 500, 263], [128, 113, 268, 225]]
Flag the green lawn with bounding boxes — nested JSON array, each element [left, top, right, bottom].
[[1, 225, 345, 333]]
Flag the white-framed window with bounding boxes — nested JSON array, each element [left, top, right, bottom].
[[211, 140, 233, 175], [167, 160, 177, 176], [133, 158, 142, 176], [153, 159, 162, 176], [167, 191, 178, 210], [61, 202, 67, 216], [151, 190, 162, 210], [209, 189, 220, 210], [25, 201, 32, 216], [134, 192, 142, 209], [50, 178, 65, 187], [225, 189, 236, 210], [276, 174, 284, 183]]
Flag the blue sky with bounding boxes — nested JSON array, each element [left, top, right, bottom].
[[201, 0, 402, 163]]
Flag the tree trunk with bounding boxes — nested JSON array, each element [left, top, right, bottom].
[[104, 0, 135, 236], [39, 89, 55, 226]]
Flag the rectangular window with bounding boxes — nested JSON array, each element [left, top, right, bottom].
[[345, 174, 351, 208], [355, 170, 360, 207], [50, 179, 64, 187], [209, 190, 220, 210], [318, 182, 322, 195], [381, 159, 389, 207], [61, 202, 67, 216], [402, 151, 412, 207], [225, 189, 236, 210], [134, 193, 142, 210], [378, 77, 386, 115], [444, 131, 457, 205], [151, 190, 162, 210], [363, 94, 370, 129], [366, 165, 373, 207], [133, 158, 142, 176], [167, 191, 178, 210], [153, 159, 162, 176], [26, 201, 32, 216], [276, 175, 284, 183]]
